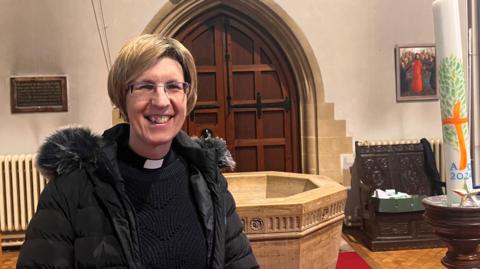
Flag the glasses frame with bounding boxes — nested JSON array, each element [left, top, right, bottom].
[[127, 81, 190, 98]]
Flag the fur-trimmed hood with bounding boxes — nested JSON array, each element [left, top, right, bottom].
[[36, 124, 236, 180]]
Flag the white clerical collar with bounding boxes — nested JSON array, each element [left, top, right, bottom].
[[143, 159, 164, 169]]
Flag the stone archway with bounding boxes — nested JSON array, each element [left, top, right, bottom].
[[141, 0, 352, 180]]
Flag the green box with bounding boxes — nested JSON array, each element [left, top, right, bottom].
[[372, 195, 426, 213]]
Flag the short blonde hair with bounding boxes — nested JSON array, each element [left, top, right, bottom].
[[108, 35, 197, 120]]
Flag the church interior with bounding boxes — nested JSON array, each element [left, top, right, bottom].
[[1, 0, 478, 268]]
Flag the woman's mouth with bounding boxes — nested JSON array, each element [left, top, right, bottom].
[[146, 115, 172, 124]]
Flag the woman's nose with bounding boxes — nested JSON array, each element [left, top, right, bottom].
[[150, 88, 170, 106]]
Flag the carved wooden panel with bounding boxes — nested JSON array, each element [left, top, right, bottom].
[[356, 142, 432, 196], [378, 222, 410, 236], [361, 156, 390, 189], [416, 220, 435, 235], [398, 153, 430, 195]]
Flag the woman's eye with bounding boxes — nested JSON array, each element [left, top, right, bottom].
[[165, 82, 182, 91], [139, 83, 156, 90]]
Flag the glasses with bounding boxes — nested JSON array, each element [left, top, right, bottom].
[[127, 81, 190, 99]]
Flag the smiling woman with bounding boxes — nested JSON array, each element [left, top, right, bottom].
[[125, 57, 189, 159], [16, 35, 259, 269]]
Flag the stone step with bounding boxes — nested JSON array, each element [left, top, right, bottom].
[[318, 119, 346, 137], [317, 102, 335, 120], [318, 153, 342, 171], [318, 136, 353, 154], [318, 169, 343, 183]]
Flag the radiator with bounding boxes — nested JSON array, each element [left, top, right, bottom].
[[0, 154, 46, 247], [356, 139, 445, 183]]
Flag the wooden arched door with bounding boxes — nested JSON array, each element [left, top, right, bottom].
[[175, 9, 299, 172]]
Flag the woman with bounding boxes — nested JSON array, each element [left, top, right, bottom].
[[17, 35, 258, 269]]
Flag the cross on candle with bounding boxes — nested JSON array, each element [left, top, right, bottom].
[[442, 101, 468, 170]]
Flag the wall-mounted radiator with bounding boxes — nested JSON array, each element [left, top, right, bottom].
[[0, 154, 46, 247]]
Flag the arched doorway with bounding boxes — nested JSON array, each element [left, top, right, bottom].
[[140, 0, 353, 180], [174, 9, 300, 172]]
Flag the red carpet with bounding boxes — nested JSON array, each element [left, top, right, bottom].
[[336, 252, 371, 269]]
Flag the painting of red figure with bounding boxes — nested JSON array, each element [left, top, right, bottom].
[[396, 44, 438, 102]]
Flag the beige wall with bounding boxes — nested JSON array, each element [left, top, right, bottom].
[[276, 0, 466, 142], [0, 0, 467, 154], [0, 0, 166, 154]]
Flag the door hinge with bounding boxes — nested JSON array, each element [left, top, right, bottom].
[[228, 92, 291, 119]]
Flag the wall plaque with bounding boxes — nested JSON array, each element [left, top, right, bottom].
[[10, 76, 68, 113]]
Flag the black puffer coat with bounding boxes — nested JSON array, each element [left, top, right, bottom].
[[17, 124, 258, 269]]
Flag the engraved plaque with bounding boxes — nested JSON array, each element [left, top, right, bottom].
[[11, 76, 68, 113]]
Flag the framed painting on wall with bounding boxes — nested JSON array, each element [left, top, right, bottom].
[[395, 44, 437, 102]]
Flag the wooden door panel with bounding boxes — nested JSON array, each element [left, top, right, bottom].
[[232, 72, 255, 101], [261, 71, 283, 100], [197, 73, 217, 102], [190, 26, 216, 66], [235, 138, 285, 146], [235, 147, 258, 171], [230, 26, 254, 65], [192, 112, 217, 123], [262, 111, 284, 138], [234, 112, 257, 139], [264, 145, 286, 171], [190, 110, 220, 144]]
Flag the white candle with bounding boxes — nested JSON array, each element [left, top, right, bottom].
[[433, 0, 472, 205]]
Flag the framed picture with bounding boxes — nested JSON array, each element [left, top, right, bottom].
[[395, 44, 437, 102]]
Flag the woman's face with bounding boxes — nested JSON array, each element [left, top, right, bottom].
[[126, 57, 188, 158]]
